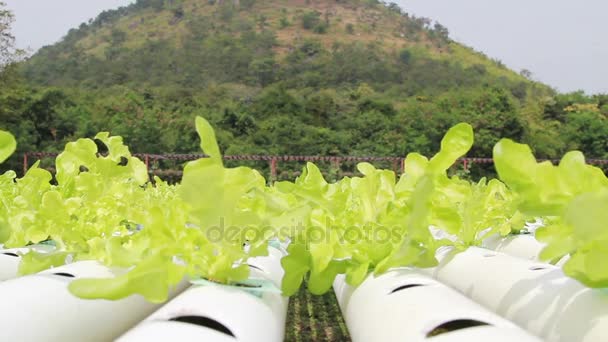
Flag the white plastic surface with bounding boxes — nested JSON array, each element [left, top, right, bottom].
[[431, 247, 608, 342], [333, 269, 540, 342], [0, 244, 55, 281], [0, 247, 27, 281], [247, 246, 285, 286], [483, 234, 546, 261], [115, 321, 237, 342], [118, 248, 288, 342], [0, 261, 186, 341]]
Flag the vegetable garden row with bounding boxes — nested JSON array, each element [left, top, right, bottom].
[[0, 117, 607, 341]]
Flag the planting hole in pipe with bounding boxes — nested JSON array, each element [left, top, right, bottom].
[[2, 252, 19, 257], [483, 253, 497, 258], [426, 319, 491, 338], [53, 272, 75, 278], [234, 282, 263, 289], [529, 266, 547, 271], [248, 264, 263, 272], [390, 284, 425, 294], [198, 277, 263, 289], [169, 316, 235, 337]]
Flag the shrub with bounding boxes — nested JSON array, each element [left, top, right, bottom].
[[313, 22, 328, 34], [345, 23, 354, 34], [280, 16, 290, 28], [301, 11, 321, 30]]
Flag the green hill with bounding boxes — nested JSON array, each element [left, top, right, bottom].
[[25, 0, 529, 90], [3, 0, 607, 177]]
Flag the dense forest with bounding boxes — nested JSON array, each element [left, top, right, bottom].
[[1, 0, 607, 177]]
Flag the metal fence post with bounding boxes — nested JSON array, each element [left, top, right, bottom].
[[391, 159, 398, 174], [23, 153, 28, 175], [270, 157, 278, 182]]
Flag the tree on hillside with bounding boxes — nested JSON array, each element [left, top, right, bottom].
[[1, 1, 26, 92], [520, 69, 533, 80], [0, 1, 23, 71]]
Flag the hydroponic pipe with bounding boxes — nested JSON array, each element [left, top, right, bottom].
[[118, 246, 288, 342], [430, 247, 608, 342], [0, 244, 55, 281], [482, 219, 545, 261], [483, 234, 545, 261], [0, 260, 187, 341], [333, 269, 541, 342]]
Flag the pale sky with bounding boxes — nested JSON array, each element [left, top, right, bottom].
[[400, 0, 608, 94], [5, 0, 135, 50], [4, 0, 607, 94]]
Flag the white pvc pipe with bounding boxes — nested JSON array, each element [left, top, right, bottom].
[[0, 247, 28, 281], [430, 247, 608, 342], [116, 320, 237, 342], [482, 234, 572, 267], [333, 269, 540, 342], [118, 248, 288, 342], [555, 254, 571, 267], [0, 244, 55, 281], [0, 261, 187, 341], [247, 246, 285, 287], [482, 234, 545, 261]]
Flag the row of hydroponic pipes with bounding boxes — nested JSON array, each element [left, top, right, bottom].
[[23, 152, 608, 180], [0, 233, 606, 341]]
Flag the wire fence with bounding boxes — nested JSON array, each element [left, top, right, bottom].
[[22, 152, 608, 181]]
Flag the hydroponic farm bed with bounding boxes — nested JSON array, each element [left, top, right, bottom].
[[1, 118, 607, 341], [284, 285, 351, 342]]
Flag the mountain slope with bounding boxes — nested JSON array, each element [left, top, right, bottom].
[[23, 0, 530, 90], [7, 0, 592, 179]]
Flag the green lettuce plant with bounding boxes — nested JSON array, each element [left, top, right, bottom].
[[5, 117, 597, 305], [278, 122, 518, 295], [0, 130, 17, 242], [69, 117, 281, 302], [494, 138, 608, 287], [0, 130, 16, 164]]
